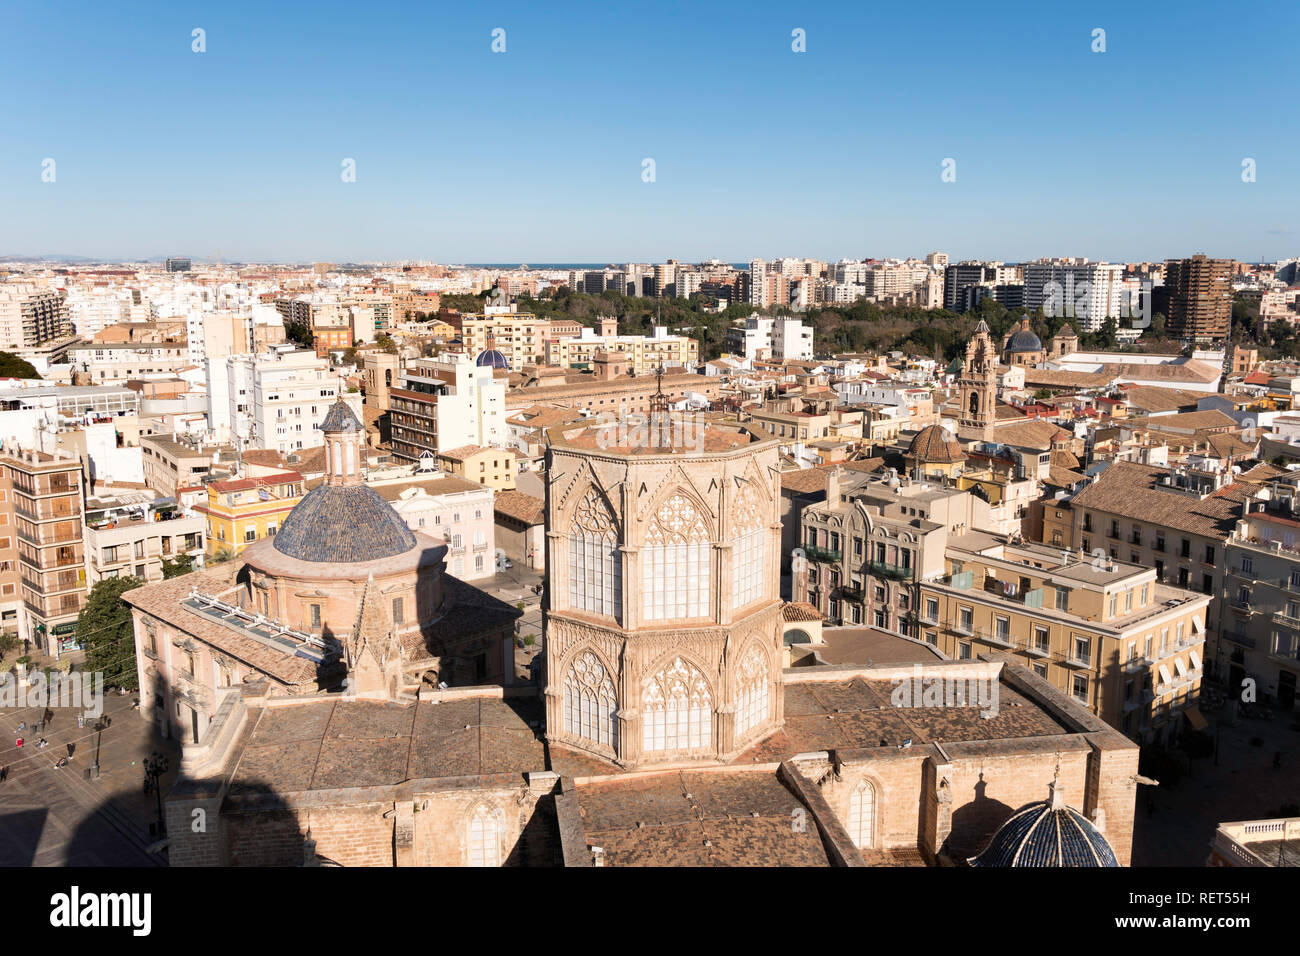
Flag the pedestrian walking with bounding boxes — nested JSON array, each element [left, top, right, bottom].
[[15, 737, 22, 750], [66, 743, 75, 758], [0, 766, 7, 782]]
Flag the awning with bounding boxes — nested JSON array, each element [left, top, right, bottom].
[[1192, 616, 1204, 634], [1185, 708, 1209, 732], [1158, 664, 1173, 685], [1190, 650, 1202, 671], [1175, 658, 1188, 678]]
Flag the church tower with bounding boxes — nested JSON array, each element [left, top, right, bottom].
[[958, 320, 999, 443]]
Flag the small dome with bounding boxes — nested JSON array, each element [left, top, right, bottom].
[[319, 399, 364, 434], [1006, 319, 1043, 353], [969, 786, 1118, 867], [273, 485, 418, 564], [475, 349, 510, 370], [907, 424, 966, 464]]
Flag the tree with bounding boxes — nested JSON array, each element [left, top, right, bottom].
[[76, 576, 144, 691], [161, 554, 194, 579], [375, 333, 399, 354], [0, 352, 39, 379]]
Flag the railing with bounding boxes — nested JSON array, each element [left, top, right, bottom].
[[1027, 641, 1051, 658], [803, 545, 841, 564], [869, 561, 913, 582]]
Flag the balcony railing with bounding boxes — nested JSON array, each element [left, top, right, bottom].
[[803, 545, 841, 564], [869, 561, 913, 582]]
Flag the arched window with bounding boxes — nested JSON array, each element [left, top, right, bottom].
[[732, 482, 766, 610], [848, 779, 876, 849], [642, 494, 710, 622], [563, 651, 618, 748], [968, 391, 980, 416], [468, 805, 502, 867], [735, 643, 769, 737], [568, 488, 621, 619], [642, 656, 712, 752]]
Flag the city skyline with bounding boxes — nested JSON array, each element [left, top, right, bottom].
[[2, 0, 1297, 263]]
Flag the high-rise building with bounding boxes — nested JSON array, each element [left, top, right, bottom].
[[1164, 255, 1234, 340], [0, 285, 74, 351], [165, 257, 192, 273], [0, 445, 87, 656], [1021, 260, 1125, 332]]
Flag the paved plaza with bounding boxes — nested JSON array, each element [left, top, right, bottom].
[[0, 658, 181, 866]]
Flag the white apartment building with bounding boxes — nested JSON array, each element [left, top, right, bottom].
[[545, 325, 698, 373], [65, 289, 131, 337], [390, 352, 506, 460], [214, 348, 347, 453], [726, 314, 814, 361], [1022, 260, 1126, 332]]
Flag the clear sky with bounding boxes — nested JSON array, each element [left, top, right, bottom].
[[1, 0, 1296, 264]]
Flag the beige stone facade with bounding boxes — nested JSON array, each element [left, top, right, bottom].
[[543, 417, 786, 769]]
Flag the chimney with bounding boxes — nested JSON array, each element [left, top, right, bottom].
[[826, 467, 842, 504]]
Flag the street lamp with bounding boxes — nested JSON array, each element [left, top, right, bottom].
[[144, 752, 169, 837], [90, 716, 110, 779]]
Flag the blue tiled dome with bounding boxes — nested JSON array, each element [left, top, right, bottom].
[[475, 349, 509, 370], [1006, 327, 1044, 352], [320, 400, 365, 433], [969, 791, 1118, 867], [272, 484, 418, 564]]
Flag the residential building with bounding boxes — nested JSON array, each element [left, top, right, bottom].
[[1165, 255, 1235, 341], [195, 470, 305, 557], [1, 445, 87, 656], [389, 352, 505, 462], [437, 445, 516, 491]]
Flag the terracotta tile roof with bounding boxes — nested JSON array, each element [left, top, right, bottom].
[[577, 770, 833, 867], [907, 424, 966, 463], [228, 696, 547, 795], [493, 489, 544, 525], [1115, 385, 1203, 414], [1126, 409, 1237, 433], [993, 419, 1069, 449], [782, 601, 822, 622], [1068, 461, 1257, 539], [209, 470, 303, 494], [437, 444, 489, 460], [738, 677, 1068, 763], [123, 569, 320, 686]]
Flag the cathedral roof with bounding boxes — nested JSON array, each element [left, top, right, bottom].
[[968, 785, 1118, 867], [906, 424, 967, 464], [273, 483, 419, 563]]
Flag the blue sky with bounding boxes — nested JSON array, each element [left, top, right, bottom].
[[1, 0, 1296, 263]]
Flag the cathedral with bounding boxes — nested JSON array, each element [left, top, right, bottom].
[[140, 399, 1139, 867]]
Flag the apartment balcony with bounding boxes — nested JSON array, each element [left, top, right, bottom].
[[13, 501, 81, 522], [1124, 655, 1153, 674], [15, 526, 81, 547], [1275, 611, 1300, 630], [868, 561, 913, 582], [975, 625, 1017, 649], [1124, 689, 1155, 713], [1224, 633, 1257, 649], [1063, 654, 1094, 670], [950, 619, 974, 637], [837, 584, 864, 602], [803, 545, 841, 564], [1026, 641, 1051, 659]]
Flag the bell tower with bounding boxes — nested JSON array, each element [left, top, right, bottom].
[[320, 399, 365, 486], [958, 320, 998, 443]]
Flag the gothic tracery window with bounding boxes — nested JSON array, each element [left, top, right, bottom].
[[848, 779, 876, 849], [642, 656, 712, 752], [734, 643, 770, 737], [569, 487, 621, 619], [731, 481, 766, 610], [468, 805, 502, 867], [563, 651, 618, 748], [642, 493, 710, 621]]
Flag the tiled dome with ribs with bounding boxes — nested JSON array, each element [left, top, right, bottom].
[[907, 424, 967, 464], [272, 483, 418, 564], [271, 398, 419, 564], [968, 785, 1118, 868]]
